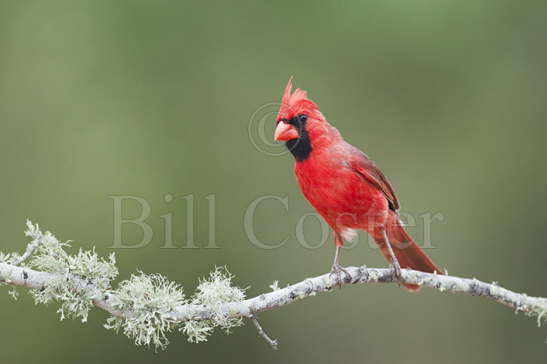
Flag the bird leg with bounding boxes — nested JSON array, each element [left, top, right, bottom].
[[329, 234, 351, 286], [382, 230, 403, 283]]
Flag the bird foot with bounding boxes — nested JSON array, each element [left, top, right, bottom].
[[329, 264, 351, 287], [390, 258, 403, 284]]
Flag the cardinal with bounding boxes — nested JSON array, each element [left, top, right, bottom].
[[274, 78, 442, 291]]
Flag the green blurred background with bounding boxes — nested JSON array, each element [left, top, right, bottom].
[[1, 1, 546, 363]]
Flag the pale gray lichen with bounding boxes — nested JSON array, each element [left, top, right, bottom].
[[104, 272, 187, 349], [104, 268, 246, 349], [2, 222, 251, 350], [8, 287, 19, 300], [269, 280, 280, 291], [531, 307, 547, 328], [0, 252, 16, 265], [181, 320, 214, 343], [189, 267, 246, 335], [177, 268, 247, 344], [9, 221, 545, 351], [23, 221, 118, 322]]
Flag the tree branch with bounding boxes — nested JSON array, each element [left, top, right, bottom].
[[251, 315, 278, 350], [1, 261, 546, 325], [1, 221, 546, 350]]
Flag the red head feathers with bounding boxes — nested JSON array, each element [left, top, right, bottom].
[[276, 77, 319, 122]]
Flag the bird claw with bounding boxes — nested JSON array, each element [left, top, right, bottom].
[[330, 264, 351, 287], [390, 258, 403, 283]]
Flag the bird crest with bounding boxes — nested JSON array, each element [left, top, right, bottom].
[[277, 77, 319, 121]]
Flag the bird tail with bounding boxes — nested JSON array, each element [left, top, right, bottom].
[[374, 212, 443, 292]]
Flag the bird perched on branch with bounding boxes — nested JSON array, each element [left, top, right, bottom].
[[274, 78, 442, 291]]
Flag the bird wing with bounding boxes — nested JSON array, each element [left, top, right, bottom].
[[348, 151, 400, 211]]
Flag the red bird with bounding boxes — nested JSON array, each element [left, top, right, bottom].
[[274, 78, 442, 291]]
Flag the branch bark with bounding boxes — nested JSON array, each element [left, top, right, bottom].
[[2, 261, 546, 325]]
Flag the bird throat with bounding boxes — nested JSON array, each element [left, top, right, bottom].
[[285, 126, 312, 162]]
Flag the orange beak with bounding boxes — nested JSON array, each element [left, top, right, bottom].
[[274, 121, 299, 141]]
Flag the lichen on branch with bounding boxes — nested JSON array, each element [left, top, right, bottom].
[[0, 221, 246, 349], [0, 221, 546, 351]]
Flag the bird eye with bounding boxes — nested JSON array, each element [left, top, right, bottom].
[[298, 114, 308, 122]]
